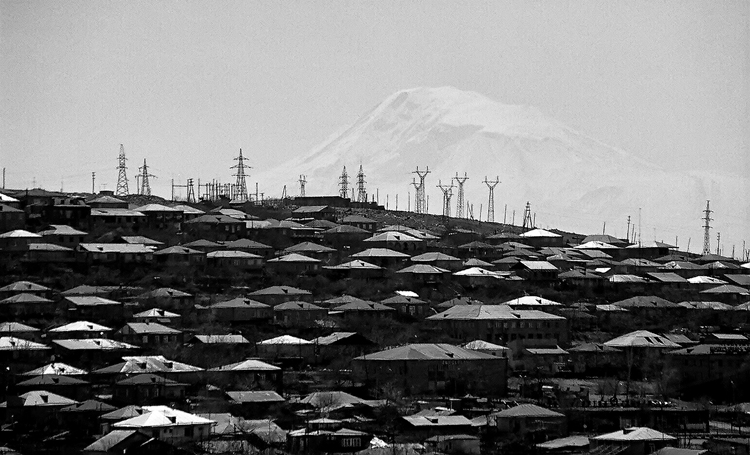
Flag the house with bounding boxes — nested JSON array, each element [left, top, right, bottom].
[[182, 238, 223, 253], [502, 295, 564, 312], [15, 374, 90, 401], [21, 362, 87, 377], [64, 296, 124, 322], [59, 399, 117, 437], [396, 264, 450, 284], [207, 250, 264, 269], [195, 297, 272, 323], [274, 301, 328, 327], [380, 295, 430, 319], [183, 214, 246, 241], [152, 245, 206, 265], [93, 355, 203, 383], [113, 374, 188, 405], [292, 205, 336, 221], [223, 238, 275, 258], [0, 280, 51, 298], [267, 253, 321, 274], [0, 321, 41, 341], [286, 427, 372, 454], [38, 224, 87, 246], [0, 229, 42, 252], [311, 332, 376, 364], [21, 242, 76, 263], [591, 427, 676, 455], [330, 300, 396, 321], [133, 308, 182, 325], [0, 204, 25, 232], [363, 231, 423, 252], [226, 391, 285, 417], [136, 288, 194, 310], [248, 286, 313, 306], [426, 305, 569, 349], [47, 321, 113, 339], [112, 405, 215, 443], [209, 359, 282, 391], [0, 293, 56, 318], [463, 340, 512, 360], [352, 343, 507, 396], [88, 208, 147, 229], [491, 404, 566, 441], [87, 195, 129, 209], [76, 243, 154, 265], [0, 337, 52, 369], [667, 344, 750, 400], [133, 204, 184, 229], [118, 322, 183, 346], [510, 260, 560, 281], [83, 429, 190, 454], [322, 225, 371, 250], [350, 247, 410, 268], [283, 242, 337, 262], [0, 390, 78, 432], [341, 214, 377, 232], [255, 335, 315, 365], [425, 434, 480, 455], [400, 414, 474, 440], [410, 252, 463, 270], [52, 339, 140, 368], [568, 342, 623, 376], [518, 228, 565, 248]]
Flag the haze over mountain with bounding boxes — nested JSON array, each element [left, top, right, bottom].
[[257, 86, 748, 252]]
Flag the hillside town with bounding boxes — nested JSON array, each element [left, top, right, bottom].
[[1, 187, 750, 455]]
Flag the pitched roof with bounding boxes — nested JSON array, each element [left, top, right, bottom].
[[198, 297, 269, 309], [120, 322, 181, 335], [49, 321, 112, 333], [0, 229, 41, 239], [396, 264, 450, 274], [267, 253, 321, 263], [64, 296, 121, 306], [427, 305, 564, 321], [94, 356, 202, 374], [492, 404, 564, 418], [402, 415, 472, 427], [274, 301, 325, 311], [100, 405, 146, 420], [153, 245, 204, 256], [16, 374, 89, 387], [226, 391, 285, 403], [191, 334, 249, 344], [81, 430, 146, 453], [519, 228, 562, 238], [39, 225, 88, 236], [502, 296, 563, 307], [593, 427, 676, 442], [0, 293, 53, 304], [604, 330, 681, 349], [249, 286, 312, 297], [351, 248, 411, 258], [0, 280, 49, 293], [210, 359, 281, 372], [325, 224, 370, 234], [21, 362, 87, 376], [463, 340, 509, 350], [1, 390, 77, 407], [116, 373, 187, 386], [223, 238, 273, 249], [113, 405, 214, 428], [0, 337, 50, 351], [77, 243, 153, 254], [364, 231, 421, 243], [133, 308, 181, 318], [312, 332, 374, 346], [258, 335, 312, 345], [207, 250, 262, 259], [324, 260, 384, 270], [61, 399, 116, 413], [332, 300, 395, 312], [701, 284, 750, 295], [356, 343, 497, 361], [411, 252, 461, 262], [284, 242, 336, 254], [0, 321, 39, 333], [612, 296, 678, 308], [53, 338, 138, 351]]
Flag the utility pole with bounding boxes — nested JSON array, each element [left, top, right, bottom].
[[453, 172, 468, 218], [436, 180, 455, 218], [412, 166, 430, 214], [626, 216, 631, 243], [91, 172, 95, 194], [483, 176, 499, 222], [115, 144, 129, 196], [702, 200, 713, 256], [339, 166, 349, 199], [716, 232, 721, 255], [231, 148, 251, 202], [298, 175, 307, 197]]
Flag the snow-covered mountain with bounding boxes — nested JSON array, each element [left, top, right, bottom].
[[257, 86, 748, 251]]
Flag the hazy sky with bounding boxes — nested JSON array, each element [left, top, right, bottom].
[[2, 0, 748, 199]]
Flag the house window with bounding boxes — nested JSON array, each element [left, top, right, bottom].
[[342, 438, 360, 447]]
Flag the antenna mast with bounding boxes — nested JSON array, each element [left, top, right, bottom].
[[231, 148, 251, 202], [436, 180, 455, 218], [411, 166, 430, 214], [115, 144, 129, 196], [356, 165, 367, 203], [483, 176, 499, 222], [138, 159, 155, 196], [702, 200, 713, 256], [453, 172, 468, 218], [339, 166, 349, 199]]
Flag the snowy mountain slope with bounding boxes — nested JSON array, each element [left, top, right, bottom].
[[256, 87, 748, 252]]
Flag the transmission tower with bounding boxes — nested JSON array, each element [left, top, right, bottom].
[[299, 175, 307, 197], [411, 166, 430, 214], [186, 178, 196, 203], [115, 144, 129, 196], [437, 180, 455, 218], [356, 165, 367, 203], [483, 176, 499, 222], [138, 159, 155, 196], [701, 200, 713, 255], [231, 148, 251, 202], [522, 201, 533, 229], [453, 172, 468, 218], [339, 166, 349, 199]]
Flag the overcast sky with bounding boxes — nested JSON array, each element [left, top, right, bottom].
[[2, 0, 748, 199]]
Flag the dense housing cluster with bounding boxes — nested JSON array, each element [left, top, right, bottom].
[[1, 188, 749, 454]]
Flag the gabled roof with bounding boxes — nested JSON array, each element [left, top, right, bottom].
[[411, 252, 461, 262], [16, 374, 89, 387], [249, 286, 312, 297], [61, 399, 116, 413], [0, 229, 42, 239], [191, 334, 249, 344], [396, 264, 450, 274], [519, 228, 562, 238], [227, 391, 285, 403], [364, 231, 421, 243], [137, 287, 192, 299], [116, 373, 187, 386], [49, 321, 112, 333], [223, 238, 272, 249], [356, 343, 497, 361], [323, 260, 383, 270], [332, 300, 395, 312], [492, 403, 564, 418], [611, 296, 678, 308], [463, 340, 509, 350], [120, 235, 163, 246], [502, 296, 563, 307], [0, 280, 50, 293], [113, 405, 214, 428], [207, 250, 262, 259], [198, 297, 269, 309], [133, 308, 181, 318], [701, 285, 750, 295], [604, 330, 681, 349], [100, 405, 145, 421], [0, 293, 53, 304], [0, 390, 77, 407], [210, 359, 281, 372], [65, 296, 121, 306], [283, 242, 336, 254], [120, 322, 181, 335], [0, 321, 39, 333], [39, 225, 88, 236], [94, 356, 202, 374]]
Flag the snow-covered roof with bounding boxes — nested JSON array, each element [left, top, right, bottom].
[[113, 405, 214, 429], [258, 335, 312, 345], [593, 427, 676, 442], [603, 330, 681, 349]]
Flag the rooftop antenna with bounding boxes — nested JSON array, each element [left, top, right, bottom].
[[356, 164, 367, 203], [339, 166, 349, 199], [231, 148, 251, 202], [436, 180, 455, 218], [138, 158, 155, 196], [298, 175, 307, 197], [453, 172, 468, 218], [115, 144, 129, 196], [702, 200, 713, 256], [483, 176, 499, 222], [522, 201, 533, 229], [412, 166, 430, 214]]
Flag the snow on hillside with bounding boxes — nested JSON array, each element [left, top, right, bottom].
[[256, 87, 748, 253]]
